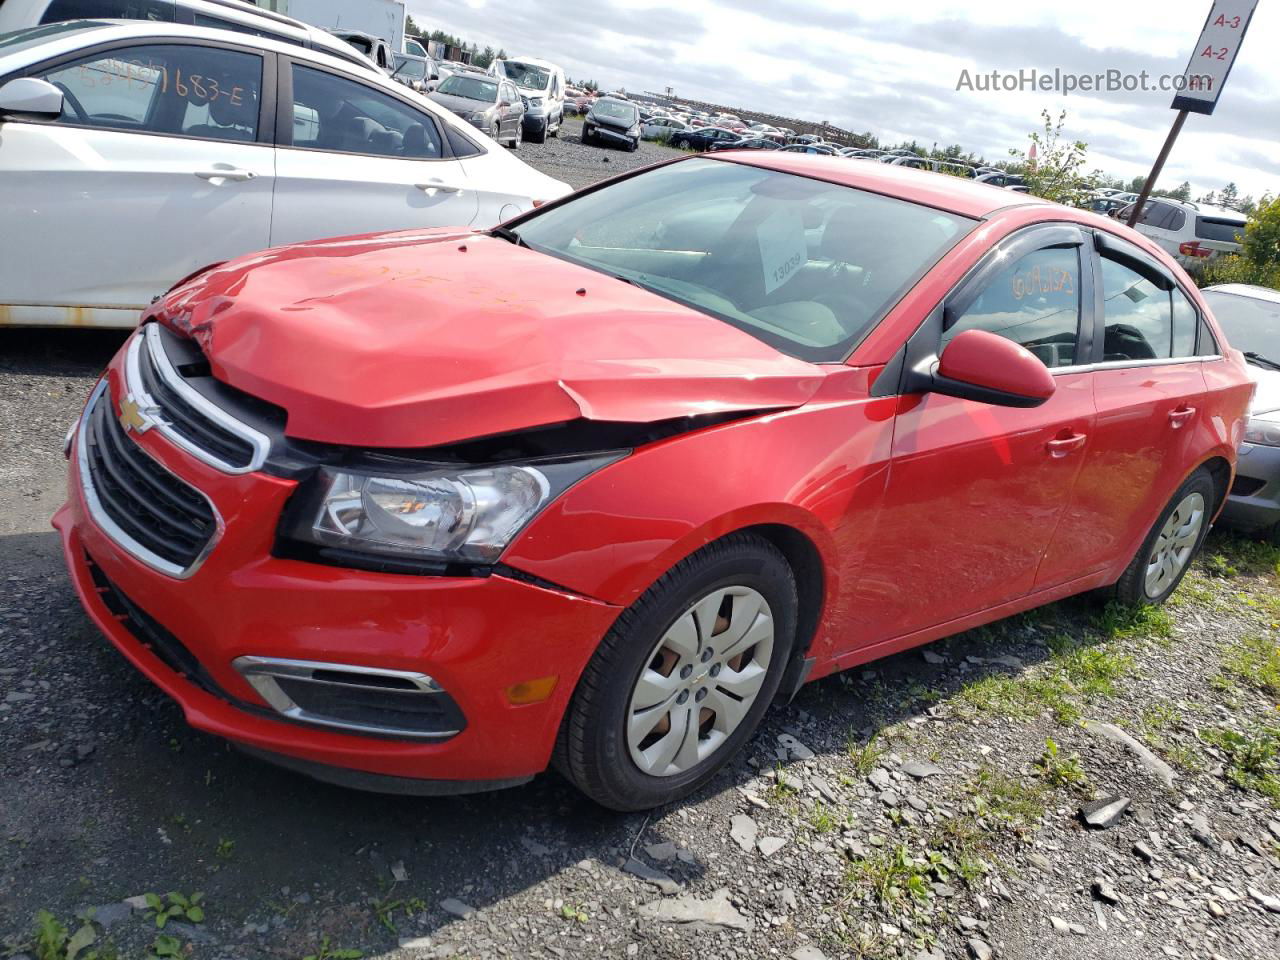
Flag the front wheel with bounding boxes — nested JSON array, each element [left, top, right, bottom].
[[528, 119, 548, 144], [1111, 467, 1217, 605], [555, 533, 797, 811], [676, 137, 691, 150]]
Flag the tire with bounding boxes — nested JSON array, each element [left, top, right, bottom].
[[511, 123, 521, 150], [676, 137, 692, 150], [529, 119, 547, 144], [581, 128, 592, 145], [555, 533, 798, 811], [1110, 467, 1217, 606], [549, 111, 560, 137], [628, 138, 638, 152]]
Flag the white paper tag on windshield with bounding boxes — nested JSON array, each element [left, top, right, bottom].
[[757, 209, 808, 296]]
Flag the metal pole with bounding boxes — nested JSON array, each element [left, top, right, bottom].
[[1127, 110, 1189, 227]]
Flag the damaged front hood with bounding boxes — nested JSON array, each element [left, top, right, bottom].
[[149, 230, 829, 448]]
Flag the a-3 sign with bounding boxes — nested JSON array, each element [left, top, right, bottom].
[[1171, 0, 1259, 115]]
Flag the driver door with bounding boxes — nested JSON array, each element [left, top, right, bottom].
[[848, 227, 1099, 641], [0, 40, 273, 326]]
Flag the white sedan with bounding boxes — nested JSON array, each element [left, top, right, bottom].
[[0, 20, 571, 328]]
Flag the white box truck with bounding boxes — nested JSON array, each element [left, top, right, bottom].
[[256, 0, 407, 53]]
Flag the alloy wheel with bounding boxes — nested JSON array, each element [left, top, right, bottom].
[[1145, 491, 1205, 596], [626, 586, 774, 777]]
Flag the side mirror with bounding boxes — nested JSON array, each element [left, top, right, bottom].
[[0, 77, 64, 121], [931, 329, 1056, 408]]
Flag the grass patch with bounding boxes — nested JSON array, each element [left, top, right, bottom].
[[1049, 636, 1134, 696], [845, 843, 934, 909], [1201, 534, 1280, 579], [969, 767, 1046, 831], [846, 732, 886, 775], [1202, 725, 1280, 804], [1219, 634, 1280, 697], [1094, 602, 1174, 642], [1034, 737, 1090, 792]]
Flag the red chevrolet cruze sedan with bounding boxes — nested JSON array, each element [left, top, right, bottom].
[[56, 154, 1253, 810]]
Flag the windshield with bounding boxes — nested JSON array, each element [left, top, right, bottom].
[[592, 100, 638, 122], [340, 35, 373, 55], [499, 61, 551, 91], [1202, 291, 1280, 358], [394, 57, 427, 79], [437, 75, 498, 102], [509, 158, 975, 362]]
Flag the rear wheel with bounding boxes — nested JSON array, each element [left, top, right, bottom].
[[1111, 468, 1216, 605], [555, 534, 797, 811], [676, 137, 691, 150], [510, 123, 522, 150]]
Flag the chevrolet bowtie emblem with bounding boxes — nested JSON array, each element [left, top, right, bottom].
[[118, 395, 155, 434]]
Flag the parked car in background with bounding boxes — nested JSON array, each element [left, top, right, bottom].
[[0, 19, 569, 328], [1201, 285, 1280, 542], [977, 171, 1025, 189], [390, 52, 435, 93], [781, 142, 840, 156], [490, 56, 565, 142], [428, 73, 524, 148], [1120, 199, 1247, 268], [710, 136, 782, 152], [58, 152, 1250, 811], [582, 96, 640, 151], [404, 35, 427, 58], [0, 0, 380, 72], [330, 29, 393, 70], [671, 126, 741, 152], [642, 115, 688, 140]]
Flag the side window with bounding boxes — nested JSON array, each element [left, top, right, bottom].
[[39, 0, 174, 24], [1198, 317, 1220, 356], [943, 246, 1082, 368], [37, 43, 261, 142], [191, 15, 303, 46], [1100, 257, 1172, 361], [444, 124, 484, 158], [1171, 287, 1198, 357], [289, 65, 443, 159], [1165, 207, 1187, 232]]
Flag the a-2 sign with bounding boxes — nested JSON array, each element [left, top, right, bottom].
[[1171, 0, 1258, 115]]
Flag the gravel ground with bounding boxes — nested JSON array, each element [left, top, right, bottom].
[[2, 128, 1279, 960], [518, 116, 682, 189]]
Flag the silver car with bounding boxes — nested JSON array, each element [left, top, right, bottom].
[[428, 74, 525, 148], [1203, 284, 1280, 542]]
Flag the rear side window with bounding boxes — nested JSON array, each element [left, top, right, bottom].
[[1165, 207, 1187, 232], [943, 246, 1082, 368], [289, 65, 442, 159], [191, 14, 302, 46], [444, 124, 484, 158], [1196, 217, 1246, 244], [1098, 257, 1208, 361], [39, 0, 174, 23], [37, 43, 262, 142]]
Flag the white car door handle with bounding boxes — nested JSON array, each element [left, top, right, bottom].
[[415, 180, 462, 193], [195, 167, 257, 184]]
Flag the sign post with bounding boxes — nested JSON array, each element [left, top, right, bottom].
[[1127, 0, 1258, 227]]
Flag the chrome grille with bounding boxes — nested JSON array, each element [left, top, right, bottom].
[[78, 382, 219, 577], [125, 325, 270, 475]]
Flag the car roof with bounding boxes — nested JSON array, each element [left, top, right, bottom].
[[709, 152, 1051, 219], [1203, 284, 1280, 304], [0, 19, 375, 73]]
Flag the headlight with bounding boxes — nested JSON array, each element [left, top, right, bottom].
[[285, 456, 621, 565], [1244, 414, 1280, 447], [627, 125, 640, 136]]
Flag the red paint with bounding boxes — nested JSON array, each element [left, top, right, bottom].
[[937, 329, 1057, 401], [58, 155, 1254, 787]]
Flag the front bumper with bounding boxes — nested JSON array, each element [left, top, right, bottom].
[[586, 123, 635, 144], [55, 349, 621, 788], [1219, 441, 1280, 534]]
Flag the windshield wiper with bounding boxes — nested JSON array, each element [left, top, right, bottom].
[[490, 226, 527, 248], [1245, 351, 1280, 372]]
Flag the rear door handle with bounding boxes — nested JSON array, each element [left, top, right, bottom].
[[194, 167, 256, 184], [415, 179, 462, 193], [1169, 406, 1197, 429], [1046, 433, 1088, 458]]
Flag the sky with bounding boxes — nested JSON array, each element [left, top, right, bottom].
[[407, 0, 1279, 201]]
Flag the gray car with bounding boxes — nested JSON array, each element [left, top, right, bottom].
[[428, 74, 525, 148], [1203, 284, 1280, 542]]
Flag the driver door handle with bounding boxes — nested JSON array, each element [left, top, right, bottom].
[[415, 179, 462, 193], [1046, 433, 1088, 458], [194, 167, 256, 184], [1169, 406, 1197, 429]]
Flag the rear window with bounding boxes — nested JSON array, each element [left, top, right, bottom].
[[509, 157, 975, 362], [1196, 217, 1246, 244], [1202, 290, 1280, 357], [39, 0, 173, 22]]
